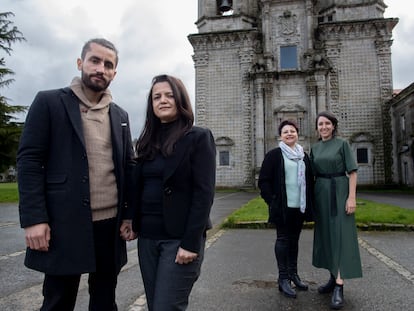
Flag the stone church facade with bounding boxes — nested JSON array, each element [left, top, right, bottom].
[[389, 84, 414, 186], [188, 0, 398, 187]]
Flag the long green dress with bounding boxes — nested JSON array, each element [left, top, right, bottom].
[[311, 137, 362, 279]]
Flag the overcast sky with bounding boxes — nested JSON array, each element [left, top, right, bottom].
[[2, 0, 413, 138]]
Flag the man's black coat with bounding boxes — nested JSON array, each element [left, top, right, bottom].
[[17, 87, 134, 275]]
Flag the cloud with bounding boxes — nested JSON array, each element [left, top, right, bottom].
[[384, 0, 414, 89], [2, 0, 412, 137], [2, 0, 198, 137]]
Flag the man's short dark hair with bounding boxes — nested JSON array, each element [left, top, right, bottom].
[[81, 38, 119, 66]]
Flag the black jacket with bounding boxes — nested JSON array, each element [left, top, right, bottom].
[[17, 87, 134, 275], [128, 126, 216, 253], [258, 147, 314, 225]]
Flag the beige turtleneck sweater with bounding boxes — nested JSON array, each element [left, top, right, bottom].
[[70, 77, 118, 221]]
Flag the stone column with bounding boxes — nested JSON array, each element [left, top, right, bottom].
[[192, 51, 209, 126], [239, 47, 255, 185]]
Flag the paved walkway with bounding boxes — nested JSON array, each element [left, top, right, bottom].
[[357, 191, 414, 209], [2, 191, 413, 310], [191, 228, 414, 310], [187, 191, 414, 310], [124, 191, 414, 310]]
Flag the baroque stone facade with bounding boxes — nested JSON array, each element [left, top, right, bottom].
[[389, 84, 414, 186], [189, 0, 398, 187]]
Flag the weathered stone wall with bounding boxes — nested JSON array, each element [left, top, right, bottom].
[[190, 0, 397, 187]]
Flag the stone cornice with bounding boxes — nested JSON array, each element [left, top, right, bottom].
[[318, 1, 386, 14], [248, 68, 329, 80], [189, 30, 260, 52], [317, 18, 398, 41]]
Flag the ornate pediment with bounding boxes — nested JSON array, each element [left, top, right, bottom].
[[215, 136, 235, 146], [274, 104, 306, 113]]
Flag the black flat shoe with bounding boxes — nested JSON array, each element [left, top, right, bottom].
[[330, 284, 344, 310], [290, 273, 308, 291], [278, 279, 297, 298], [318, 274, 336, 294]]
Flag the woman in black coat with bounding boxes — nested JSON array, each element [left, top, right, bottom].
[[122, 74, 216, 311], [258, 120, 314, 299]]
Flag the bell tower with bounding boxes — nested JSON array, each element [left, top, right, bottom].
[[190, 0, 260, 187], [189, 0, 398, 187], [196, 0, 258, 33]]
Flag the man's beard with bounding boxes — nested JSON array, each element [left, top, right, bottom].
[[81, 71, 111, 92]]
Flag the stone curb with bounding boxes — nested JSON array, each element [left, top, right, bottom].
[[221, 220, 414, 232]]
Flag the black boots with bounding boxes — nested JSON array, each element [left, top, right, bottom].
[[276, 236, 296, 298], [290, 273, 308, 291], [330, 284, 344, 309], [275, 233, 307, 298], [278, 279, 297, 298], [318, 275, 344, 310], [318, 274, 336, 294]]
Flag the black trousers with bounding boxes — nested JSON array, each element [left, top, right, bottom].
[[274, 208, 305, 279], [40, 218, 118, 311], [138, 237, 205, 311]]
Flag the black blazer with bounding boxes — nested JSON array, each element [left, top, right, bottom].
[[17, 87, 134, 275], [128, 126, 216, 253], [258, 147, 314, 225]]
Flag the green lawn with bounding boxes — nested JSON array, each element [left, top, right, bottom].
[[0, 182, 19, 203], [3, 184, 414, 229], [223, 196, 414, 228]]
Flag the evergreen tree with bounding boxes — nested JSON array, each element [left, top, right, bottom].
[[0, 12, 26, 174]]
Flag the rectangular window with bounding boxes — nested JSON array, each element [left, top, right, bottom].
[[403, 162, 408, 185], [400, 114, 406, 139], [219, 151, 230, 166], [356, 148, 368, 164], [400, 114, 406, 130], [280, 46, 298, 70]]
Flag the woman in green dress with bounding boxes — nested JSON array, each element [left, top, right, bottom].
[[310, 111, 362, 310]]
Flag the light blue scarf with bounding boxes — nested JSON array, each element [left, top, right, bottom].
[[279, 141, 306, 213]]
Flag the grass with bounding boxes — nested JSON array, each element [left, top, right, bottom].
[[355, 200, 414, 224], [222, 196, 414, 228], [0, 182, 19, 203], [223, 197, 268, 226], [3, 183, 414, 229]]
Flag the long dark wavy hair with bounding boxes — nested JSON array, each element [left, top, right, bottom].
[[135, 74, 194, 160], [315, 111, 338, 140]]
